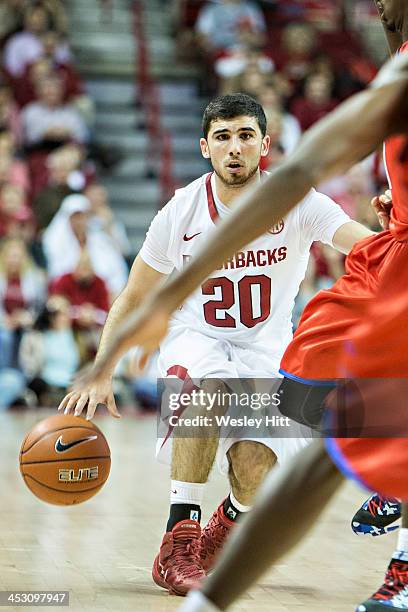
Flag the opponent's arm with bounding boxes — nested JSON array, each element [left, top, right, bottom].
[[333, 187, 393, 253], [373, 0, 402, 55], [59, 255, 166, 418]]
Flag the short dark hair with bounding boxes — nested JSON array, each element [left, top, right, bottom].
[[202, 93, 267, 139]]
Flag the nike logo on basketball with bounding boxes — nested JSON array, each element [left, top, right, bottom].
[[183, 232, 201, 241], [55, 435, 97, 453]]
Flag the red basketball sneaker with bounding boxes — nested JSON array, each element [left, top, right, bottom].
[[152, 520, 206, 596], [200, 500, 235, 572]]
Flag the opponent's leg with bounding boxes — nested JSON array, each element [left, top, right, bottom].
[[357, 503, 408, 612], [153, 379, 226, 596], [200, 441, 277, 572], [179, 440, 343, 611]]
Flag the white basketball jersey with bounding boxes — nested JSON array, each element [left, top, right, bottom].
[[140, 172, 349, 361]]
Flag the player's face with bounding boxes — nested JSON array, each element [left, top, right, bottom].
[[200, 116, 270, 187], [376, 0, 405, 32]]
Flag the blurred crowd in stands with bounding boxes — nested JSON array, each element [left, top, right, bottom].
[[0, 0, 390, 411], [0, 0, 138, 411]]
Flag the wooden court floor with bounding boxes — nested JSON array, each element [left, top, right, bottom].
[[0, 411, 395, 611]]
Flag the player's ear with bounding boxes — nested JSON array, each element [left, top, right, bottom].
[[200, 138, 211, 159], [261, 134, 271, 158]]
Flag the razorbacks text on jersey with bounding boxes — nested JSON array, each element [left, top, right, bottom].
[[139, 172, 350, 362]]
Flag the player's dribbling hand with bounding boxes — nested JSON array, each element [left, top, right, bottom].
[[371, 188, 392, 230], [58, 376, 120, 420]]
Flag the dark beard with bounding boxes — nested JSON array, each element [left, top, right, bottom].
[[213, 163, 259, 188]]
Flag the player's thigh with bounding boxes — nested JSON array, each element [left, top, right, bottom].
[[158, 326, 236, 380]]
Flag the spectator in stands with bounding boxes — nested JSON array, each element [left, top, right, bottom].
[[42, 194, 128, 297], [19, 294, 80, 407], [319, 160, 376, 222], [0, 82, 23, 145], [50, 249, 109, 326], [0, 183, 34, 242], [0, 130, 16, 158], [3, 3, 70, 78], [0, 238, 46, 371], [14, 57, 52, 108], [258, 80, 301, 154], [238, 65, 268, 99], [273, 23, 316, 88], [215, 42, 274, 94], [85, 182, 131, 258], [0, 0, 24, 44], [22, 74, 88, 150], [40, 0, 69, 36], [0, 143, 30, 193], [311, 52, 375, 101], [40, 30, 94, 124], [33, 144, 84, 231], [196, 0, 266, 55], [13, 32, 88, 111], [273, 0, 342, 32], [291, 71, 338, 131], [49, 249, 110, 363]]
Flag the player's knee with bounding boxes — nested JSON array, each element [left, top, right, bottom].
[[228, 441, 276, 488], [278, 378, 331, 430], [200, 379, 229, 416]]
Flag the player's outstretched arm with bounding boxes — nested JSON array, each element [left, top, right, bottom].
[[85, 54, 408, 382], [58, 255, 166, 419], [179, 440, 344, 611]]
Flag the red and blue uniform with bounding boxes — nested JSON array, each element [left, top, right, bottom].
[[280, 41, 408, 499]]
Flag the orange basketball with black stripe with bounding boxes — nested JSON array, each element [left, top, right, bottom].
[[19, 414, 111, 505]]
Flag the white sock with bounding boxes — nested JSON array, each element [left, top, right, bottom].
[[178, 590, 221, 612], [230, 491, 251, 513], [394, 528, 408, 562], [170, 480, 205, 506]]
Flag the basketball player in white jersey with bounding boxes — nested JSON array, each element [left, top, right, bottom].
[[60, 94, 375, 596]]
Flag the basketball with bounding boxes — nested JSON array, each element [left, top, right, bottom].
[[19, 414, 111, 505]]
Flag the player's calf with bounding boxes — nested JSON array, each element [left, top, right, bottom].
[[228, 440, 277, 505], [200, 441, 276, 572]]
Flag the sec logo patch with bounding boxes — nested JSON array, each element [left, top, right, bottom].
[[268, 220, 284, 235]]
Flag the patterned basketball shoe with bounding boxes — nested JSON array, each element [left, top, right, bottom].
[[356, 559, 408, 611], [351, 494, 401, 536], [152, 520, 206, 596], [200, 500, 235, 573]]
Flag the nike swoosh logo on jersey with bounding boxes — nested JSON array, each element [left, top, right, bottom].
[[183, 232, 202, 241], [55, 435, 98, 453]]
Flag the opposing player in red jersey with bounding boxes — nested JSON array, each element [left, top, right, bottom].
[[73, 31, 408, 612]]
